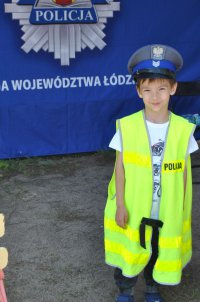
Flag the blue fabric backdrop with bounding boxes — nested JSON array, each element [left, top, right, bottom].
[[1, 0, 200, 158]]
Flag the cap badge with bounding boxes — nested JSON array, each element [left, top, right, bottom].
[[151, 46, 165, 60], [53, 0, 76, 6], [152, 60, 160, 68]]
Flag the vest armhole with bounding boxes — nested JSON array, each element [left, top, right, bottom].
[[185, 124, 196, 164], [117, 119, 123, 153]]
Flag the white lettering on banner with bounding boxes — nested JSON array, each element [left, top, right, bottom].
[[0, 81, 9, 92], [35, 10, 94, 23], [103, 74, 133, 86], [1, 74, 134, 93]]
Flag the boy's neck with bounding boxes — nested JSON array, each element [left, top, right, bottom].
[[144, 109, 170, 124]]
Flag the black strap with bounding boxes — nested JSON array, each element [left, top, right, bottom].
[[133, 68, 175, 81], [139, 217, 163, 249], [175, 81, 200, 96]]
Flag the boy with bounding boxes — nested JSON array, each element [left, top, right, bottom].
[[104, 44, 199, 302]]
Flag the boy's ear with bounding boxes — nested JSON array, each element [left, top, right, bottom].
[[136, 87, 142, 98], [170, 82, 178, 95]]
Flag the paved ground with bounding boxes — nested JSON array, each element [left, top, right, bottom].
[[0, 150, 199, 302]]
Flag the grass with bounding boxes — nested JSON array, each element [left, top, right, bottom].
[[0, 156, 68, 178], [0, 157, 51, 176], [0, 152, 100, 179]]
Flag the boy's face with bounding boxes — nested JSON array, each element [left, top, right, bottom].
[[136, 78, 177, 115]]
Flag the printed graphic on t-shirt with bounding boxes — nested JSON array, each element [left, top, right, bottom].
[[153, 181, 161, 199], [152, 140, 164, 156], [153, 163, 161, 176], [152, 139, 164, 201]]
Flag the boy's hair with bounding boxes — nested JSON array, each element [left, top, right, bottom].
[[136, 78, 177, 89]]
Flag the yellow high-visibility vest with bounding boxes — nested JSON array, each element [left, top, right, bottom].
[[104, 110, 195, 285]]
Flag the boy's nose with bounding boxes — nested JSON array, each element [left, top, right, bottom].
[[152, 91, 157, 99]]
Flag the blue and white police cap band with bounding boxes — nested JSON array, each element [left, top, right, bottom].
[[127, 44, 183, 81]]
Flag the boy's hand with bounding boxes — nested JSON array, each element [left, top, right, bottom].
[[115, 205, 128, 228]]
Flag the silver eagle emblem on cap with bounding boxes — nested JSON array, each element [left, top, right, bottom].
[[151, 45, 165, 60]]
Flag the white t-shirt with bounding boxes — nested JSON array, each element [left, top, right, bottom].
[[109, 120, 199, 219]]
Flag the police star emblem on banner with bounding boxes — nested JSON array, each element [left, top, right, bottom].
[[5, 0, 120, 66]]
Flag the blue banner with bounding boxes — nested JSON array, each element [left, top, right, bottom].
[[17, 0, 35, 4], [17, 0, 109, 5], [1, 0, 200, 158]]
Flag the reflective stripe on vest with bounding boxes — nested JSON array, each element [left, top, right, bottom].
[[104, 110, 195, 284]]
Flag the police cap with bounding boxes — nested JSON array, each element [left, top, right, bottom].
[[127, 44, 183, 82]]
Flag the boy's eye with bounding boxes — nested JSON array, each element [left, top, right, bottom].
[[159, 87, 166, 91], [143, 89, 150, 92]]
